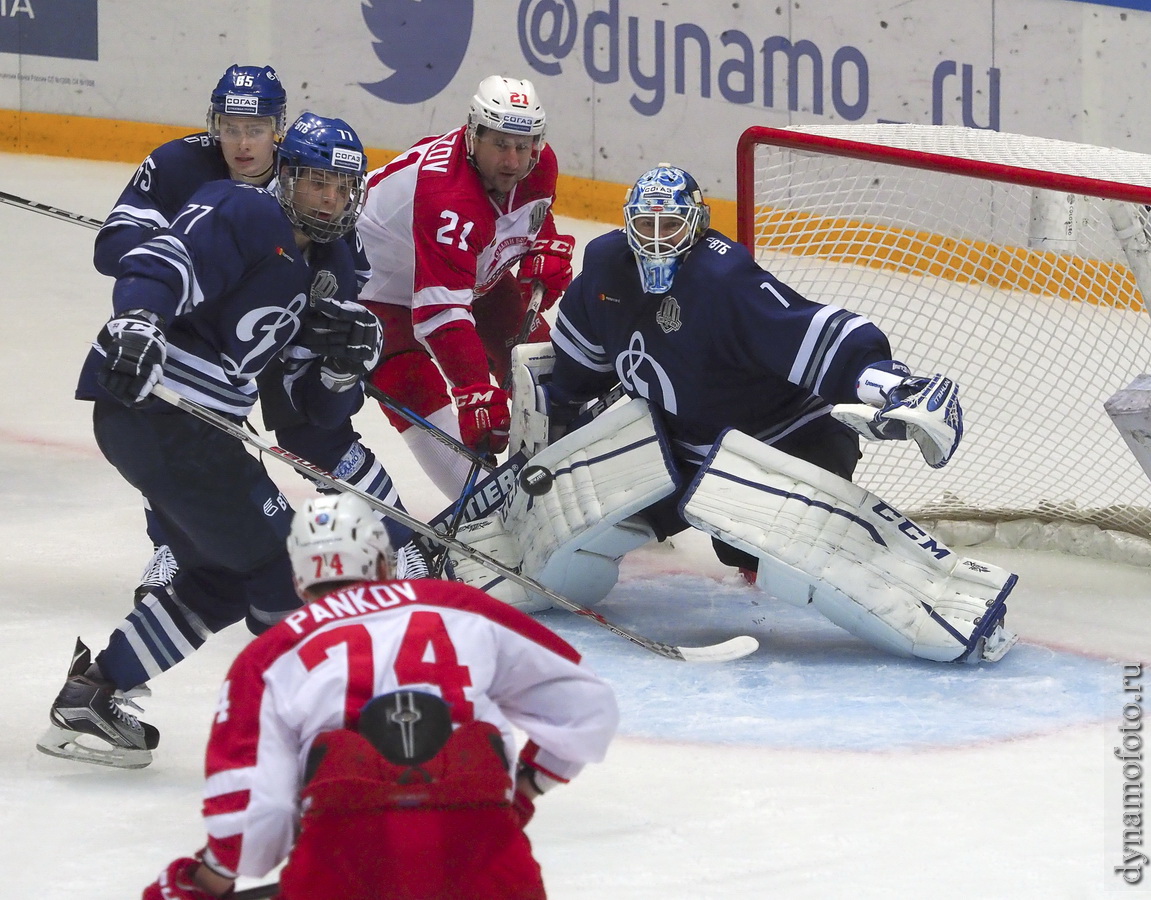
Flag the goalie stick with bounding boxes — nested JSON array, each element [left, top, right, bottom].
[[151, 384, 758, 663], [0, 189, 104, 230]]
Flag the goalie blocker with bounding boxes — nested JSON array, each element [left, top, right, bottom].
[[682, 430, 1018, 663]]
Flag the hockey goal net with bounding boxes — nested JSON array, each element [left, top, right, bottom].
[[737, 124, 1151, 563]]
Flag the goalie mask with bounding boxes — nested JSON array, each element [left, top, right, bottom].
[[465, 75, 547, 172], [207, 64, 287, 140], [276, 112, 368, 243], [624, 164, 710, 294], [287, 494, 394, 595]]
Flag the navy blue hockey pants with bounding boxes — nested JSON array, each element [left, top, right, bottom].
[[90, 400, 300, 690]]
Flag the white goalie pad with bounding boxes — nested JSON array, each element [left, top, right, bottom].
[[681, 430, 1018, 663], [508, 341, 555, 459], [446, 397, 675, 612]]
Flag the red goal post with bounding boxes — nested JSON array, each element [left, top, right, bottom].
[[736, 124, 1151, 562]]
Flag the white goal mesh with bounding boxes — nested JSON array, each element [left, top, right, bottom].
[[737, 124, 1151, 558]]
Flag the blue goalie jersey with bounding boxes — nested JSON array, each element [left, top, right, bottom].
[[551, 229, 894, 465], [77, 179, 361, 419]]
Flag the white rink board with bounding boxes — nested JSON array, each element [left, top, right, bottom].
[[4, 0, 1151, 198]]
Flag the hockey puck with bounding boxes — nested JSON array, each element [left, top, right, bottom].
[[520, 464, 554, 496]]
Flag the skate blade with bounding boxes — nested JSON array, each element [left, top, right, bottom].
[[35, 724, 153, 769], [980, 627, 1019, 663]]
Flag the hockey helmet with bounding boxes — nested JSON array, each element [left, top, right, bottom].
[[287, 493, 394, 595], [275, 112, 368, 243], [465, 75, 547, 168], [207, 64, 287, 139]]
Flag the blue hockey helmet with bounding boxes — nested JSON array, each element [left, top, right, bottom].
[[207, 64, 287, 139], [276, 112, 368, 243], [623, 164, 710, 294]]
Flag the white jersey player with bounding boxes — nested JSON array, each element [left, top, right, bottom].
[[142, 492, 618, 898], [357, 76, 576, 498]]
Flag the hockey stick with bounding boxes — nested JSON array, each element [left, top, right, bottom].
[[363, 283, 545, 470], [505, 282, 547, 389], [151, 384, 757, 663], [232, 883, 278, 899], [365, 383, 494, 472], [0, 189, 104, 230]]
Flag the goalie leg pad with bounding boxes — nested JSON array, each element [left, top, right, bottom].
[[450, 398, 675, 612], [681, 430, 1018, 663]]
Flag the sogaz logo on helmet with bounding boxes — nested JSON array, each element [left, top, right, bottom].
[[500, 114, 534, 133], [360, 0, 474, 104], [332, 147, 364, 171], [224, 95, 260, 115]]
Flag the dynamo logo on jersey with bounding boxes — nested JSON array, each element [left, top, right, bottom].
[[360, 0, 473, 104]]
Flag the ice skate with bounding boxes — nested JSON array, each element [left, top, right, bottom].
[[36, 638, 159, 769], [134, 543, 178, 604]]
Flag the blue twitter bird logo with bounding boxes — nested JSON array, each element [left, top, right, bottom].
[[361, 0, 474, 104]]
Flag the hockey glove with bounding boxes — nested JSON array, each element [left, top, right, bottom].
[[300, 296, 383, 391], [452, 382, 511, 454], [518, 234, 575, 310], [832, 373, 964, 469], [142, 857, 232, 900], [97, 309, 166, 407]]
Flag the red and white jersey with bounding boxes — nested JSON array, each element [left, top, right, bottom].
[[199, 578, 617, 879], [357, 126, 560, 345]]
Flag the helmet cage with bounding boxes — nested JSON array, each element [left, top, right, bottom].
[[207, 64, 287, 140], [276, 112, 368, 243], [288, 494, 395, 595], [623, 165, 710, 294]]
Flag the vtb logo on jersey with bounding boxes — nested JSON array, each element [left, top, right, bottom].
[[656, 296, 682, 333]]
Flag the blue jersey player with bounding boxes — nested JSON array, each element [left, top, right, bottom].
[[37, 113, 384, 769], [92, 64, 412, 602], [548, 164, 964, 577], [495, 166, 1015, 664]]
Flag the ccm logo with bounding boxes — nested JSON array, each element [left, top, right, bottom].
[[872, 502, 950, 560]]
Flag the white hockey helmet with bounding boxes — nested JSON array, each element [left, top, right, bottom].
[[465, 75, 547, 165], [287, 494, 394, 595]]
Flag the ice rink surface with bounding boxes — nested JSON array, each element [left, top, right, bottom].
[[2, 152, 1150, 898]]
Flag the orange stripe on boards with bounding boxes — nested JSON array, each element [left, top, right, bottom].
[[0, 107, 737, 229], [756, 208, 1146, 312]]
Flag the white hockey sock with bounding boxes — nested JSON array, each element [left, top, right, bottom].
[[401, 406, 476, 501]]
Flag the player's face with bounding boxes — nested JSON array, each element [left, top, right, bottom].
[[472, 129, 538, 195], [291, 168, 353, 217], [217, 115, 277, 183], [629, 212, 692, 256]]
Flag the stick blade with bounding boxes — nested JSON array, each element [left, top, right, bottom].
[[677, 634, 759, 663]]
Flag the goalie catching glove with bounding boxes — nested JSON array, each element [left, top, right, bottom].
[[299, 296, 383, 392], [97, 309, 166, 407], [517, 234, 575, 310], [833, 362, 964, 468], [452, 382, 510, 453]]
